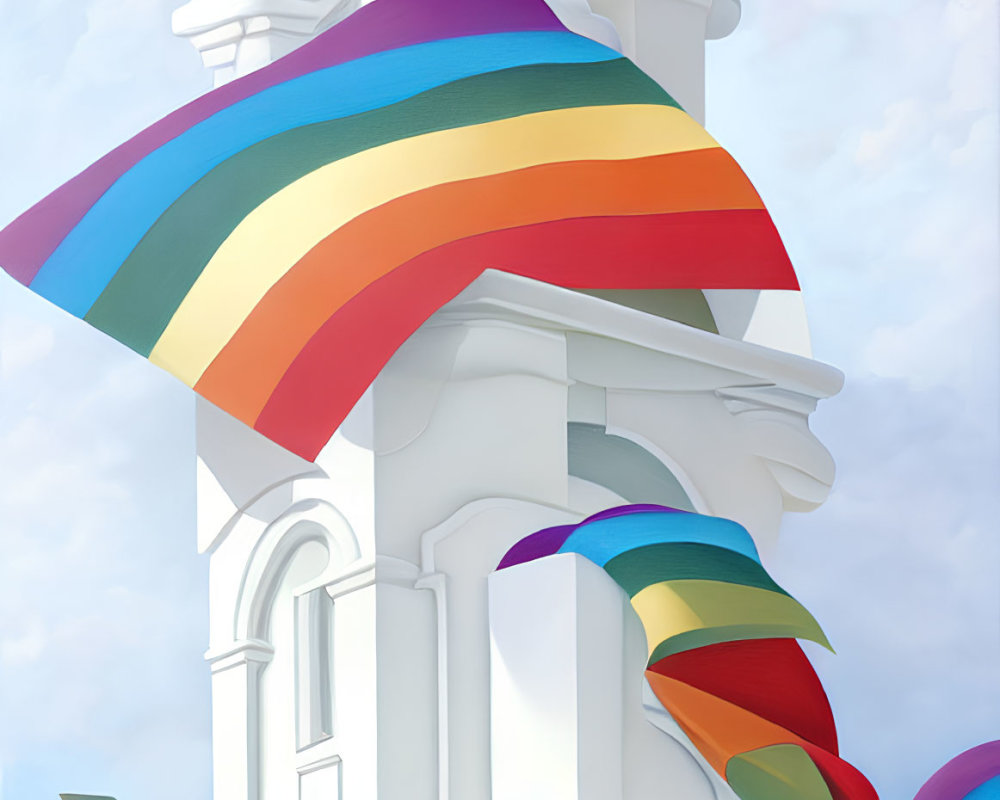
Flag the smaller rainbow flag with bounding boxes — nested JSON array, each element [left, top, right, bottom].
[[499, 504, 879, 800]]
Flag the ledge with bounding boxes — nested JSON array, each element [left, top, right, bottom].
[[435, 270, 844, 401], [172, 0, 352, 37]]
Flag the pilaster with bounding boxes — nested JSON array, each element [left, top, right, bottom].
[[172, 0, 368, 86], [207, 640, 274, 800]]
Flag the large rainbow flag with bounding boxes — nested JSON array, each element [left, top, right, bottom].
[[499, 505, 879, 800], [0, 0, 799, 460]]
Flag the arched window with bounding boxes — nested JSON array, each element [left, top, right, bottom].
[[257, 537, 333, 799], [216, 501, 359, 800]]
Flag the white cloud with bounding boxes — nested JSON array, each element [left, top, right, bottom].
[[950, 111, 1000, 166], [0, 0, 208, 227], [854, 99, 929, 168], [0, 618, 47, 668], [944, 0, 1000, 110], [0, 317, 211, 797], [0, 3, 211, 791], [0, 317, 55, 377], [770, 376, 1000, 797]]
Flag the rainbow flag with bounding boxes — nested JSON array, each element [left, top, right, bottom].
[[0, 0, 798, 460], [499, 505, 879, 800]]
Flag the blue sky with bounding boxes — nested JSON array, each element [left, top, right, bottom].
[[0, 1, 997, 798]]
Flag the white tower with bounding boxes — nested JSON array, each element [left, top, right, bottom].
[[176, 3, 841, 799]]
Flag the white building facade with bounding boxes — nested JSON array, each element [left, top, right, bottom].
[[174, 2, 842, 798]]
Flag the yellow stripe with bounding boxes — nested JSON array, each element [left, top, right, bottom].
[[630, 579, 830, 658], [149, 104, 716, 384]]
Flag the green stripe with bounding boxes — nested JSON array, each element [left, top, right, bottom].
[[727, 745, 834, 800], [604, 542, 789, 598], [85, 58, 674, 354], [647, 619, 832, 666], [574, 289, 718, 333]]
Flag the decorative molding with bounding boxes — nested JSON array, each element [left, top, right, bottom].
[[716, 385, 819, 417], [716, 386, 836, 511], [235, 499, 361, 642], [321, 560, 376, 600], [319, 555, 421, 600], [296, 754, 342, 776], [418, 496, 580, 575], [173, 0, 367, 85], [705, 0, 742, 40], [205, 638, 275, 673], [412, 571, 449, 800], [297, 754, 342, 800], [436, 270, 844, 401], [416, 496, 583, 800], [200, 470, 320, 556]]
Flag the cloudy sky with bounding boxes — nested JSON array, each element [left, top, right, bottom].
[[705, 1, 999, 796], [0, 1, 997, 798]]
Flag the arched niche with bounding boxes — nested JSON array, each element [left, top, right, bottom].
[[567, 421, 698, 512], [211, 500, 360, 800], [481, 434, 728, 799], [235, 499, 361, 644]]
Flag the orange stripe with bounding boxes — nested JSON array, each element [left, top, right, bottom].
[[196, 148, 761, 424], [253, 211, 794, 457], [645, 670, 812, 775]]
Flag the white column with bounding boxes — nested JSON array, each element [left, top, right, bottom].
[[172, 0, 371, 86], [489, 553, 626, 800], [588, 0, 741, 123], [374, 581, 438, 800], [372, 321, 571, 563], [319, 556, 439, 800], [207, 641, 274, 800]]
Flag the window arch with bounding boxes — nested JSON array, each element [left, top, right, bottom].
[[567, 421, 699, 511]]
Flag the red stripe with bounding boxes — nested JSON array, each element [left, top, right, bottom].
[[649, 638, 839, 754], [254, 210, 797, 458], [802, 742, 880, 800]]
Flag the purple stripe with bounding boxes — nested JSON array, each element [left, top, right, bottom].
[[581, 504, 686, 525], [497, 525, 577, 570], [915, 741, 1000, 800], [497, 505, 689, 569], [0, 0, 563, 285]]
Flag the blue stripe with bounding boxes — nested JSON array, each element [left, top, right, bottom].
[[30, 31, 618, 315], [558, 511, 761, 566], [966, 776, 1000, 800]]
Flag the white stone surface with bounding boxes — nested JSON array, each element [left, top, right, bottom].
[[588, 0, 742, 122], [545, 0, 622, 50], [490, 554, 626, 800], [173, 0, 372, 86], [299, 759, 341, 800], [172, 0, 739, 120], [743, 289, 814, 358], [490, 554, 731, 800], [193, 268, 840, 798]]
